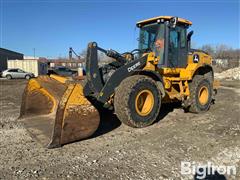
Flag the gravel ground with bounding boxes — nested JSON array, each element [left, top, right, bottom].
[[0, 78, 239, 179]]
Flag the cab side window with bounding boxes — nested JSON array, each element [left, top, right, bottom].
[[168, 29, 179, 67], [170, 31, 178, 48], [180, 28, 186, 48]]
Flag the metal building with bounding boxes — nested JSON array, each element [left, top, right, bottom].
[[0, 48, 24, 72]]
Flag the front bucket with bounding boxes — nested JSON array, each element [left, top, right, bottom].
[[19, 76, 100, 148]]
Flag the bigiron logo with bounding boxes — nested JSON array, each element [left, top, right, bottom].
[[128, 62, 141, 72]]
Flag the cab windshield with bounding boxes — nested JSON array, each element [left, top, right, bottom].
[[138, 23, 165, 64]]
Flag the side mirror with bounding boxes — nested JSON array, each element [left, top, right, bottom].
[[170, 17, 178, 28], [187, 31, 194, 50], [187, 30, 194, 41]]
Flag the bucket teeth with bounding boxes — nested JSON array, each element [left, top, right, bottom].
[[19, 76, 100, 148]]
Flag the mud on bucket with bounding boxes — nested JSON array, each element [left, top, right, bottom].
[[19, 76, 100, 148]]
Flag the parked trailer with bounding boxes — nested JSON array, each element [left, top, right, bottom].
[[7, 59, 48, 77]]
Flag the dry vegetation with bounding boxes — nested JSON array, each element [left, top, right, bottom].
[[201, 44, 240, 72]]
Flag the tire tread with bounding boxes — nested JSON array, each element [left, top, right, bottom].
[[114, 75, 161, 127]]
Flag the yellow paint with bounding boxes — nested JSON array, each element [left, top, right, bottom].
[[164, 79, 171, 89], [27, 79, 57, 113], [56, 83, 92, 127], [142, 50, 214, 102], [198, 86, 209, 105], [137, 16, 192, 26], [64, 83, 90, 106], [159, 68, 182, 75], [135, 89, 154, 116], [143, 52, 157, 71], [50, 74, 68, 83]]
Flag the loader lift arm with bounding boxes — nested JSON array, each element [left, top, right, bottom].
[[84, 42, 148, 105]]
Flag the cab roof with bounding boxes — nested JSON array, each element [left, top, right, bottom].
[[136, 16, 192, 27]]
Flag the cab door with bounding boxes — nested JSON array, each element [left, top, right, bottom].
[[168, 26, 188, 68]]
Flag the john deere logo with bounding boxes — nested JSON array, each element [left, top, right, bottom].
[[193, 54, 199, 63], [128, 62, 141, 72]]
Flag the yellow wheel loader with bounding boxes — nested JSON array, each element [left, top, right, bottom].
[[19, 16, 218, 148]]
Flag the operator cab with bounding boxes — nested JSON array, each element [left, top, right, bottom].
[[137, 16, 192, 68]]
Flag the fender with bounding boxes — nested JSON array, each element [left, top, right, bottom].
[[134, 70, 165, 97], [192, 64, 213, 79], [97, 56, 148, 103]]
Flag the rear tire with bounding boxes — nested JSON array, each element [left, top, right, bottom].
[[6, 75, 12, 80], [25, 75, 31, 80], [188, 75, 213, 113], [114, 75, 161, 128]]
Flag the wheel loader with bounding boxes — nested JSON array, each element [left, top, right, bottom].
[[19, 16, 218, 148]]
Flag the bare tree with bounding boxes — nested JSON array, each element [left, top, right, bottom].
[[199, 44, 240, 70], [215, 44, 231, 59], [201, 44, 215, 56]]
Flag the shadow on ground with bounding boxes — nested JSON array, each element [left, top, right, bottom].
[[91, 109, 121, 138], [155, 102, 182, 123], [91, 102, 183, 139]]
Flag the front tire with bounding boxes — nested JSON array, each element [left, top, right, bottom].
[[6, 75, 12, 80], [188, 75, 213, 113], [25, 75, 31, 80], [114, 75, 162, 128]]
